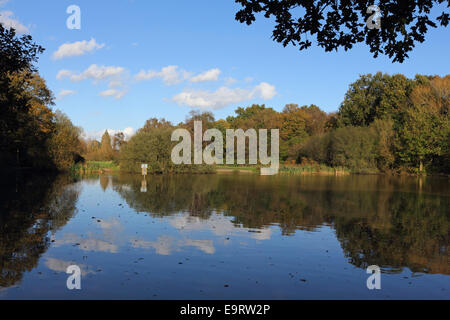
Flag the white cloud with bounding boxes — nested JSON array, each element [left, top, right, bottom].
[[122, 127, 135, 138], [56, 70, 73, 80], [0, 11, 28, 33], [172, 82, 277, 110], [253, 82, 277, 99], [224, 77, 237, 85], [135, 66, 222, 85], [83, 127, 135, 141], [56, 89, 75, 100], [57, 64, 128, 98], [99, 88, 127, 100], [135, 65, 190, 85], [57, 64, 125, 83], [0, 1, 10, 7], [190, 68, 221, 83], [53, 38, 105, 59]]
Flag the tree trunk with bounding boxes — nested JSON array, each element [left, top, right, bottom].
[[419, 160, 423, 173]]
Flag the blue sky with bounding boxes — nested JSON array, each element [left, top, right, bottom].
[[1, 0, 449, 139]]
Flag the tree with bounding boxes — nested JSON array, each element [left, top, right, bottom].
[[84, 139, 102, 161], [113, 132, 126, 151], [4, 71, 55, 168], [0, 25, 44, 75], [337, 73, 414, 127], [140, 118, 173, 132], [371, 118, 395, 171], [184, 110, 215, 133], [394, 76, 450, 172], [235, 0, 449, 63], [87, 139, 101, 153], [119, 127, 174, 173], [299, 104, 328, 136], [1, 26, 84, 171], [100, 131, 114, 160], [1, 26, 46, 167], [280, 104, 309, 160], [47, 111, 83, 170], [329, 126, 378, 171]]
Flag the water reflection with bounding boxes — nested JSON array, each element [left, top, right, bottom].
[[111, 174, 449, 275], [0, 172, 448, 298], [0, 173, 80, 288]]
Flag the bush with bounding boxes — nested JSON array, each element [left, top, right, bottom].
[[297, 126, 379, 172], [119, 127, 214, 174]]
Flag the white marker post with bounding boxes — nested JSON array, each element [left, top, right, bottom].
[[141, 164, 148, 193], [141, 164, 148, 177]]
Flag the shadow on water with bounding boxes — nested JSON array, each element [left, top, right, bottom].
[[0, 172, 81, 289]]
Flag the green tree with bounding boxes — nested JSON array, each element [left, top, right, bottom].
[[337, 73, 413, 127], [119, 127, 176, 173], [394, 76, 449, 173], [371, 118, 395, 171], [329, 126, 378, 171]]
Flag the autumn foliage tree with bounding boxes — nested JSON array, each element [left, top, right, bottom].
[[1, 26, 83, 171], [298, 73, 450, 173]]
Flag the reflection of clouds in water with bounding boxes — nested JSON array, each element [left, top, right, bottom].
[[131, 236, 172, 255], [53, 233, 118, 253], [170, 214, 272, 241], [44, 258, 94, 276], [251, 229, 272, 240], [0, 285, 17, 292], [117, 184, 132, 192], [184, 239, 215, 254], [97, 218, 123, 243], [131, 236, 215, 255], [98, 218, 122, 231]]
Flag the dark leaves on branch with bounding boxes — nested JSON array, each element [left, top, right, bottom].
[[235, 0, 450, 63]]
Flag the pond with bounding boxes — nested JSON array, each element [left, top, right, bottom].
[[0, 172, 449, 299]]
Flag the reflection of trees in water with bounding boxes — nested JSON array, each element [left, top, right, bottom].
[[113, 174, 218, 218], [334, 193, 450, 274], [0, 173, 80, 288], [113, 173, 449, 275]]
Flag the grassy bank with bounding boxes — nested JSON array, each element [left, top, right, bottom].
[[70, 162, 377, 176], [279, 164, 350, 175], [215, 164, 350, 175], [72, 161, 120, 173], [216, 165, 258, 173]]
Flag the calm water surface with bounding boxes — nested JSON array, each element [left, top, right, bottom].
[[0, 172, 449, 299]]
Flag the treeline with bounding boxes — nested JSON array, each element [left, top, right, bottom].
[[2, 26, 448, 174], [301, 73, 450, 174], [118, 117, 214, 173], [0, 26, 83, 171], [119, 72, 449, 174], [81, 130, 126, 161]]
